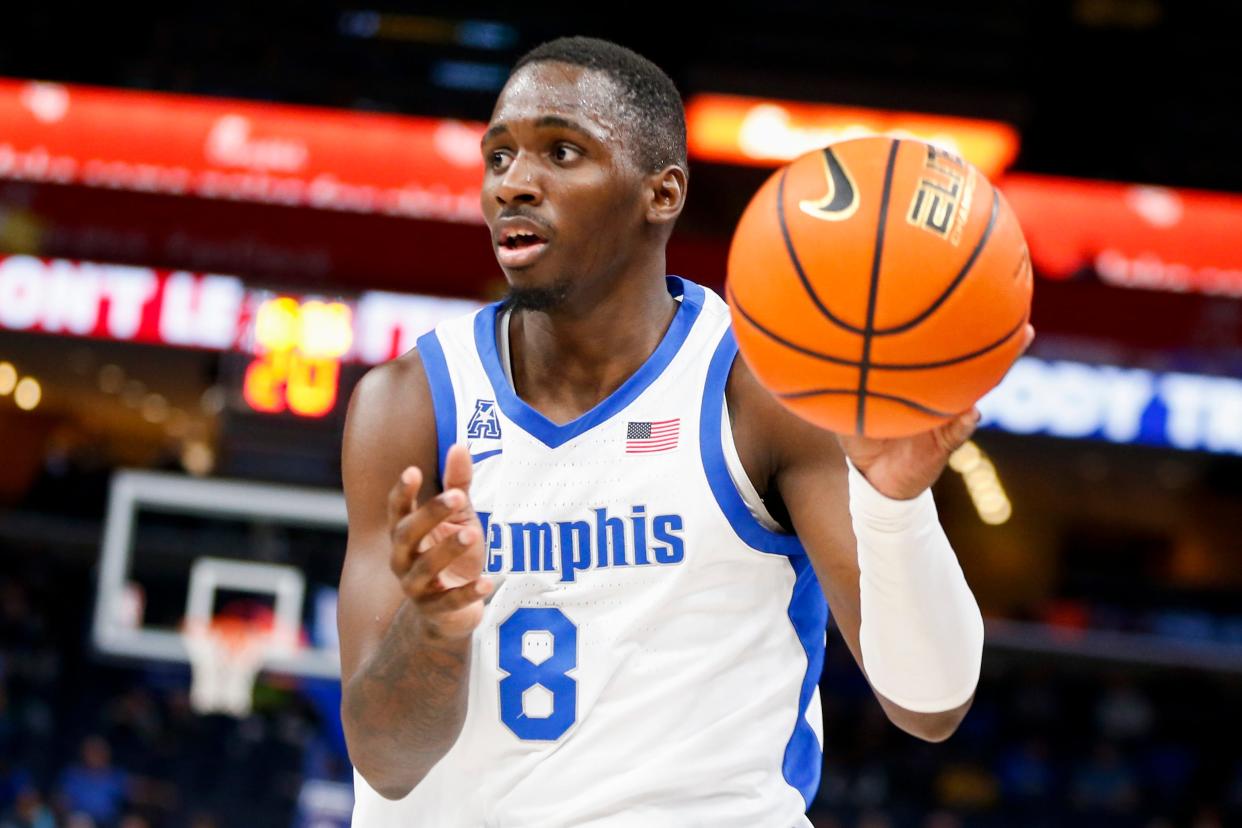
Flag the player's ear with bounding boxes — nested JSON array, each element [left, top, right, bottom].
[[645, 164, 688, 228]]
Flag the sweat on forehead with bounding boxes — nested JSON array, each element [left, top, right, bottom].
[[489, 62, 645, 153], [493, 63, 631, 135]]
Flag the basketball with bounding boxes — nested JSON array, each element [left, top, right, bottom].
[[726, 135, 1033, 438]]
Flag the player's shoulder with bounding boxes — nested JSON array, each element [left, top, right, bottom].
[[725, 335, 844, 480], [344, 345, 436, 460], [343, 346, 438, 488], [352, 346, 431, 411]]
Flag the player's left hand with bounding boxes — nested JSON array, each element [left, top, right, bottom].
[[836, 407, 980, 500], [838, 323, 1034, 500]]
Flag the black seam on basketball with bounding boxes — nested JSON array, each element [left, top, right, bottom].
[[731, 285, 1026, 371], [856, 139, 901, 434], [873, 316, 1026, 370], [779, 387, 855, 399], [728, 287, 859, 367], [777, 387, 956, 419], [777, 166, 866, 336], [874, 187, 1001, 336]]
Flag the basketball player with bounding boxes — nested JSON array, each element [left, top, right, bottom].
[[339, 37, 1030, 827]]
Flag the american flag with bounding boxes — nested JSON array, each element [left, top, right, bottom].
[[626, 418, 680, 454]]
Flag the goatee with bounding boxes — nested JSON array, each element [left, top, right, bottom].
[[500, 279, 572, 313]]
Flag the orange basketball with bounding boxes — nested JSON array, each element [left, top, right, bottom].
[[726, 135, 1033, 438]]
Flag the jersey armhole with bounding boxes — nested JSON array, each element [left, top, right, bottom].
[[699, 329, 804, 556], [414, 328, 457, 488], [720, 395, 785, 532]]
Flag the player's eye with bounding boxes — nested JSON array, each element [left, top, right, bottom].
[[488, 150, 512, 171], [552, 144, 582, 164]]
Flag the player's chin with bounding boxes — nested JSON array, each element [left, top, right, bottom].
[[498, 257, 574, 312], [497, 247, 557, 286]]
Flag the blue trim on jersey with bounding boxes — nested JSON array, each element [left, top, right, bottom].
[[473, 276, 705, 449], [784, 554, 828, 808], [415, 329, 456, 486], [698, 328, 804, 556], [701, 327, 828, 806]]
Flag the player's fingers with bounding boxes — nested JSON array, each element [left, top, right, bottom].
[[442, 444, 475, 505], [386, 466, 422, 524], [937, 407, 980, 453], [389, 488, 467, 575], [415, 578, 493, 615], [1018, 323, 1035, 357], [402, 525, 480, 596]]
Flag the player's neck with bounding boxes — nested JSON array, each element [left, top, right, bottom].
[[507, 272, 679, 425]]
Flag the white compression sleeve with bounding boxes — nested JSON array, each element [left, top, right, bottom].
[[848, 459, 984, 713]]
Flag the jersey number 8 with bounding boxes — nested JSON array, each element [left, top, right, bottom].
[[498, 607, 578, 741]]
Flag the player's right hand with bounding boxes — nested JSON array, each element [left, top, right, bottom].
[[386, 443, 492, 642]]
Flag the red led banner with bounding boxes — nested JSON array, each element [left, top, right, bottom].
[[0, 78, 486, 223], [686, 93, 1020, 179], [1002, 174, 1242, 298]]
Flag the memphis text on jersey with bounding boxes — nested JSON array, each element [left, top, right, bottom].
[[477, 507, 685, 583]]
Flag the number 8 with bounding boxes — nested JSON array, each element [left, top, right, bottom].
[[498, 607, 577, 741]]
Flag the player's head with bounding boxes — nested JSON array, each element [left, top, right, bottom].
[[511, 37, 687, 176], [481, 36, 688, 311]]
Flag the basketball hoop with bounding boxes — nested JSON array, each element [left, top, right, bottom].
[[183, 617, 295, 717]]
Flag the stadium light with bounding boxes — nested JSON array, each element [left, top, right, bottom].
[[949, 440, 1012, 525]]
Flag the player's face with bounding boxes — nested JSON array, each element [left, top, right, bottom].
[[480, 63, 649, 295]]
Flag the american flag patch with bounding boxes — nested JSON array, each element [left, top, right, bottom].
[[626, 418, 680, 454]]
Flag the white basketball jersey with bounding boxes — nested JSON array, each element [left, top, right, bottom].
[[352, 277, 828, 828]]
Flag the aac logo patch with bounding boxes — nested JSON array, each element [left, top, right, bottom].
[[467, 399, 502, 439]]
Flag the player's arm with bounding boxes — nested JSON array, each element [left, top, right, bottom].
[[337, 352, 492, 799], [727, 358, 980, 742]]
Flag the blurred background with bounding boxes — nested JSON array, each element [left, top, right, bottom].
[[1, 2, 1240, 827]]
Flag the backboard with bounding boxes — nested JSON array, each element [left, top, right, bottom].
[[92, 469, 347, 679]]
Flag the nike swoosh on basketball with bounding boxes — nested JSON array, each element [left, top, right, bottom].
[[799, 147, 859, 221]]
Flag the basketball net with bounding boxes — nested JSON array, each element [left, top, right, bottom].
[[183, 618, 293, 717]]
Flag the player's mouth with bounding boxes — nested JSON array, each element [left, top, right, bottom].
[[495, 219, 552, 269]]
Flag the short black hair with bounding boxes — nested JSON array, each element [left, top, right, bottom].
[[511, 36, 687, 174]]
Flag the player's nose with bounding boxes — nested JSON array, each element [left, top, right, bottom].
[[495, 152, 543, 206]]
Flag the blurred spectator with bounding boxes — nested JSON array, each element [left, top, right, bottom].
[[998, 739, 1058, 804], [856, 812, 893, 828], [0, 580, 42, 649], [0, 788, 55, 828], [1141, 742, 1197, 807], [56, 736, 130, 828], [1191, 809, 1225, 828], [102, 689, 162, 771], [1226, 758, 1242, 810], [1096, 678, 1154, 741], [934, 761, 1000, 811], [0, 688, 13, 757], [850, 761, 891, 810], [0, 757, 32, 816], [1071, 742, 1139, 812], [996, 739, 1055, 801], [1011, 671, 1059, 730], [921, 813, 962, 828]]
